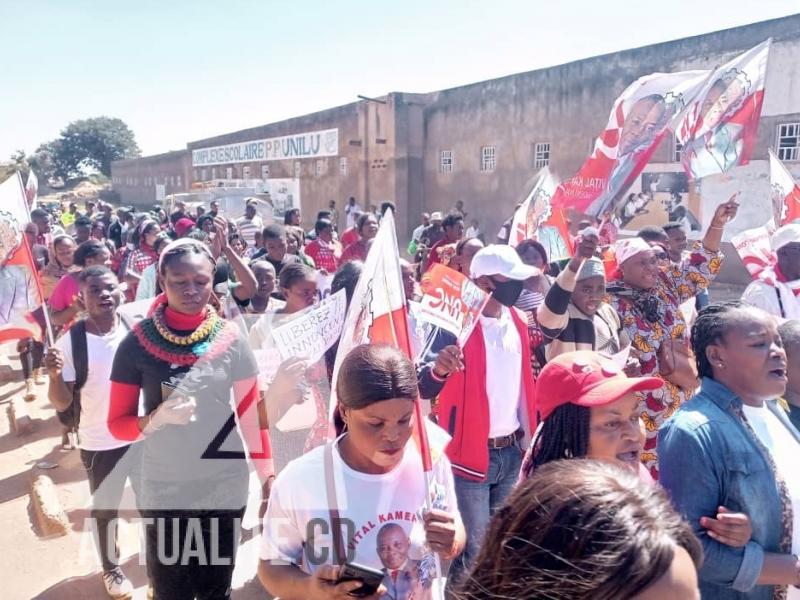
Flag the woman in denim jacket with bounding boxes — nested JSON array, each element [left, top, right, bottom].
[[659, 301, 800, 599]]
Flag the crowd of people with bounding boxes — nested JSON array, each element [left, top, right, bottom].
[[7, 191, 800, 600]]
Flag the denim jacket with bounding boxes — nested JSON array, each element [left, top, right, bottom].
[[658, 377, 800, 600]]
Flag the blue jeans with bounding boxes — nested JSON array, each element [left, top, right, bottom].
[[448, 444, 522, 587]]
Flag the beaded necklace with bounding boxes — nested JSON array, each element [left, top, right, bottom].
[[132, 294, 238, 366]]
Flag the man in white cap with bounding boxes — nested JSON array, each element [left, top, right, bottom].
[[742, 223, 800, 320], [420, 211, 444, 248], [419, 244, 539, 588]]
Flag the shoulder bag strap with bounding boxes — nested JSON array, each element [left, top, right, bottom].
[[775, 286, 786, 319], [324, 441, 347, 566], [70, 320, 89, 392]]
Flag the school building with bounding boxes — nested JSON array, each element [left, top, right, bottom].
[[111, 14, 800, 280]]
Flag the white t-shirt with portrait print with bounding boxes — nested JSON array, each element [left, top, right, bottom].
[[741, 402, 800, 600], [260, 434, 458, 599], [55, 321, 131, 451]]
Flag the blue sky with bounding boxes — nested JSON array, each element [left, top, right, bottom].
[[2, 0, 798, 159]]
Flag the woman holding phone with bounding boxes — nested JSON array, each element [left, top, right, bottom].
[[258, 344, 465, 600], [107, 238, 271, 598]]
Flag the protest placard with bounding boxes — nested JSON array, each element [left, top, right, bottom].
[[316, 271, 333, 303], [271, 288, 346, 363], [418, 264, 489, 345]]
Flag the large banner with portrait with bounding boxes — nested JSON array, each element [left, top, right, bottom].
[[552, 70, 708, 218], [677, 40, 770, 181]]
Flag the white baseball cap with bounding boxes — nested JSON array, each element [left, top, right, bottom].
[[430, 211, 443, 222], [470, 244, 541, 280], [772, 224, 800, 252]]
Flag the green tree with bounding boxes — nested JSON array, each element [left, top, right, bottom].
[[39, 117, 141, 180]]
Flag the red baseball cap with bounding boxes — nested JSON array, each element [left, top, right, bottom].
[[537, 351, 663, 420]]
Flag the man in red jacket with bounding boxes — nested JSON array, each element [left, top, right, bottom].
[[419, 244, 539, 587]]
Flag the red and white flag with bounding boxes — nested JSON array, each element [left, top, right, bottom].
[[0, 173, 46, 343], [731, 224, 776, 282], [552, 70, 708, 218], [677, 39, 770, 180], [509, 167, 572, 260], [329, 209, 448, 471], [25, 170, 38, 209], [769, 148, 800, 226]]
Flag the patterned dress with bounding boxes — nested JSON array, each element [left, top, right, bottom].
[[609, 243, 723, 479]]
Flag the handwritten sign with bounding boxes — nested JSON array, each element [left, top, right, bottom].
[[271, 288, 346, 363], [418, 264, 489, 345], [316, 271, 334, 303]]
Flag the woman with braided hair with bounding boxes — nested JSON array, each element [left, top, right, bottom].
[[660, 301, 800, 599], [107, 238, 272, 598], [519, 350, 663, 481]]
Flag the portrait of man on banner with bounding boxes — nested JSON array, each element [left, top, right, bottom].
[[677, 39, 770, 181], [586, 91, 680, 218], [681, 69, 751, 179], [552, 69, 705, 220]]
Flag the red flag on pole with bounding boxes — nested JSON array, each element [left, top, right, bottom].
[[330, 209, 447, 471], [0, 173, 50, 343], [509, 167, 572, 260]]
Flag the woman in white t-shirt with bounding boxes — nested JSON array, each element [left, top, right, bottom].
[[258, 344, 465, 600]]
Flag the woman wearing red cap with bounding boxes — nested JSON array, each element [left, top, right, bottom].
[[520, 350, 662, 480], [520, 350, 752, 550]]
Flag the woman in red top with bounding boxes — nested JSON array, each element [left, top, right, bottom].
[[340, 213, 378, 264], [107, 239, 271, 598], [123, 219, 160, 299]]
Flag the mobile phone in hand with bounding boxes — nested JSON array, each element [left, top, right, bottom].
[[336, 561, 384, 597]]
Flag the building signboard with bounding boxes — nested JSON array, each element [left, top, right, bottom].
[[192, 128, 338, 166]]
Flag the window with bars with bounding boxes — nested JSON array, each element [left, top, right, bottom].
[[673, 138, 684, 163], [533, 142, 550, 168], [480, 146, 496, 172], [200, 168, 207, 181], [339, 157, 348, 176], [261, 164, 270, 180], [440, 150, 453, 173], [777, 123, 800, 161], [315, 159, 324, 177], [294, 161, 302, 177], [226, 167, 233, 179], [242, 166, 251, 179]]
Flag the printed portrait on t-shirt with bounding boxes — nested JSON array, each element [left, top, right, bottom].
[[344, 511, 437, 600]]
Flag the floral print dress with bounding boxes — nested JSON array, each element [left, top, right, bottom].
[[609, 244, 723, 479]]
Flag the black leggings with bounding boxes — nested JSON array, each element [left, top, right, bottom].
[[143, 507, 245, 600], [80, 445, 142, 571], [19, 339, 43, 379]]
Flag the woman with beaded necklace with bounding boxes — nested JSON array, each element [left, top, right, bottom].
[[107, 238, 271, 599]]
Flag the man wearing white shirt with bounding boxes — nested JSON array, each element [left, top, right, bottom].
[[421, 245, 540, 587], [743, 224, 800, 321], [44, 266, 137, 598], [344, 196, 362, 229]]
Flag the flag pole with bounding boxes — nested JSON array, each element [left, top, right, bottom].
[[16, 173, 54, 346], [380, 210, 445, 599]]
